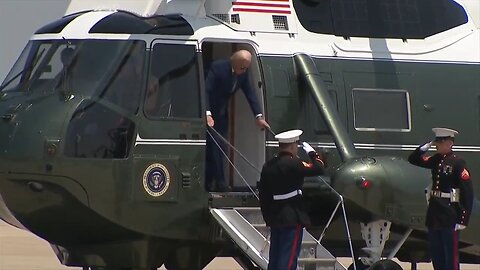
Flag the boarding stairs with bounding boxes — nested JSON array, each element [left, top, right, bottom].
[[211, 207, 346, 270]]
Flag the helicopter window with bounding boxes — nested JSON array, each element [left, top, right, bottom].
[[294, 0, 468, 39], [352, 88, 410, 131], [144, 43, 201, 119], [100, 41, 146, 115], [64, 100, 135, 159], [0, 42, 58, 93], [0, 42, 35, 92], [1, 39, 147, 102]]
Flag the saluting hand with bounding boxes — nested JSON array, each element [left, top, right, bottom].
[[419, 141, 433, 151], [302, 142, 316, 154]]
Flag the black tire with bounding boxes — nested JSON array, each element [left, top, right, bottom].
[[369, 259, 403, 270], [347, 258, 369, 270]]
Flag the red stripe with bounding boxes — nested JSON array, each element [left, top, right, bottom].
[[454, 230, 459, 270], [233, 2, 290, 8], [287, 225, 301, 270], [232, 8, 291, 14]]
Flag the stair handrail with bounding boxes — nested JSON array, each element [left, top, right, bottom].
[[316, 175, 357, 270]]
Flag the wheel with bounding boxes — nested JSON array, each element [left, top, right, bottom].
[[347, 258, 369, 270], [369, 259, 403, 270]]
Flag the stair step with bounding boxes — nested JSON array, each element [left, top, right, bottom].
[[298, 258, 338, 270], [298, 257, 338, 270], [235, 207, 265, 225], [252, 224, 269, 238], [298, 258, 337, 263]]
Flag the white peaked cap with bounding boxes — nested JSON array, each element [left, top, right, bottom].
[[432, 127, 459, 140], [275, 129, 303, 143]]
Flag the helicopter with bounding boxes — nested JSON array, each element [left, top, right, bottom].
[[0, 0, 479, 269]]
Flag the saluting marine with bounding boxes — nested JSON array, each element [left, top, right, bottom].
[[408, 127, 474, 270], [258, 129, 325, 270]]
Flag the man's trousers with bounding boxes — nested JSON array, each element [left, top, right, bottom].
[[268, 225, 303, 270], [428, 227, 459, 270]]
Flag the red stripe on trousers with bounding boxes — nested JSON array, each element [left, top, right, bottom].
[[454, 230, 459, 270], [288, 225, 301, 270]]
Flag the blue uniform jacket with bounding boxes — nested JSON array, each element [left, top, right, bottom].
[[205, 59, 262, 118]]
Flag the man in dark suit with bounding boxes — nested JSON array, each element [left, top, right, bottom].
[[258, 129, 325, 270], [205, 49, 270, 192], [408, 127, 474, 270]]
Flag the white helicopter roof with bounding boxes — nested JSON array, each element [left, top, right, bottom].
[[32, 0, 480, 64]]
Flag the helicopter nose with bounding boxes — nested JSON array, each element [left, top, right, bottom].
[[333, 157, 385, 208], [332, 156, 429, 222]]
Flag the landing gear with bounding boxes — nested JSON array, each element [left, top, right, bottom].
[[359, 220, 392, 265], [347, 258, 402, 270], [354, 220, 412, 270]]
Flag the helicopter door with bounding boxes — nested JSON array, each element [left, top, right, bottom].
[[201, 42, 266, 191], [132, 39, 205, 202]]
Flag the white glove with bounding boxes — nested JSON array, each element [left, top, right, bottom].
[[302, 142, 315, 153], [419, 141, 432, 151], [455, 224, 466, 231]]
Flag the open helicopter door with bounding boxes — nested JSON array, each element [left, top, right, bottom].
[[202, 42, 266, 191], [133, 39, 206, 201]]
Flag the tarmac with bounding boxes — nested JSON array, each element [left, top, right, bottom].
[[1, 221, 478, 270]]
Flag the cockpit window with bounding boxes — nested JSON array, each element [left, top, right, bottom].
[[1, 40, 146, 115], [0, 39, 147, 160], [294, 0, 468, 39], [64, 100, 135, 159], [100, 41, 145, 114], [0, 42, 35, 93]]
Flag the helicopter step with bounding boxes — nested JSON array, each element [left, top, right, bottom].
[[210, 207, 346, 270]]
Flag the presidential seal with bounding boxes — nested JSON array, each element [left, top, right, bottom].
[[143, 163, 170, 197]]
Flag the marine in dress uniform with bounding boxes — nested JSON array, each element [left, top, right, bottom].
[[205, 50, 270, 192], [408, 128, 474, 270], [258, 130, 325, 270]]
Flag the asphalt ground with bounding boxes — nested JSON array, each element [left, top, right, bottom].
[[1, 221, 478, 270]]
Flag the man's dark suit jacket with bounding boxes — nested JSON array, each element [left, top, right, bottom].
[[205, 59, 262, 119]]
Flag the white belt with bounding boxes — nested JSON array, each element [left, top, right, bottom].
[[273, 189, 302, 200], [430, 190, 451, 198]]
